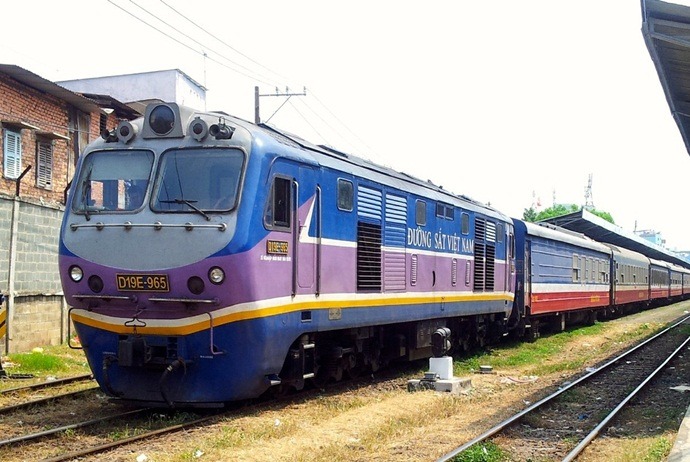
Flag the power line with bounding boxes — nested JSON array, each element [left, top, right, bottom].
[[127, 0, 278, 86], [158, 0, 292, 85], [106, 0, 274, 85], [106, 0, 375, 159], [307, 90, 376, 156]]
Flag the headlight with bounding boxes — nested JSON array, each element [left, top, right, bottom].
[[208, 267, 225, 284], [69, 266, 83, 282]]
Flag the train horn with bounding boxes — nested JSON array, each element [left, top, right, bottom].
[[209, 122, 234, 140]]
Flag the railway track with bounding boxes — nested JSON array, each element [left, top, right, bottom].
[[0, 359, 407, 461], [436, 314, 690, 461], [0, 386, 220, 462], [0, 373, 96, 412]]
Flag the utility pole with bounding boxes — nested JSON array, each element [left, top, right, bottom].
[[254, 86, 307, 124]]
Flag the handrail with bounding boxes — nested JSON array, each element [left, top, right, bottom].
[[70, 222, 227, 231]]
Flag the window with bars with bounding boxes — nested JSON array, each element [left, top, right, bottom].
[[36, 140, 53, 189], [3, 129, 21, 179]]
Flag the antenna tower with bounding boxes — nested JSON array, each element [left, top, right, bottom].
[[584, 173, 594, 209]]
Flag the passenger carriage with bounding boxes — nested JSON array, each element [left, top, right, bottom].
[[649, 258, 672, 304], [512, 220, 611, 337], [606, 244, 651, 309]]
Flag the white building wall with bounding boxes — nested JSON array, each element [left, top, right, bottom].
[[57, 69, 206, 110]]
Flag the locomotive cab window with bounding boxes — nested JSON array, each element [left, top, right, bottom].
[[337, 178, 353, 211], [266, 176, 292, 230], [153, 148, 244, 213], [72, 150, 154, 213]]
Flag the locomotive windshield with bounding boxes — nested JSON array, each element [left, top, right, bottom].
[[152, 148, 244, 213], [72, 150, 154, 213]]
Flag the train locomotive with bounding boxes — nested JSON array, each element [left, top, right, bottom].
[[59, 102, 689, 407], [59, 103, 516, 407]]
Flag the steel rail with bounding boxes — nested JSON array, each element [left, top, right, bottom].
[[0, 408, 148, 447], [435, 313, 690, 462], [562, 333, 690, 461], [0, 373, 92, 395], [0, 387, 99, 415], [41, 412, 221, 462]]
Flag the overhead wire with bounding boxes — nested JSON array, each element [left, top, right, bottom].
[[106, 0, 374, 157], [158, 0, 292, 85], [106, 0, 274, 86], [128, 0, 279, 86]]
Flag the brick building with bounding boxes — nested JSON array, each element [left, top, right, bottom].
[[0, 64, 139, 352]]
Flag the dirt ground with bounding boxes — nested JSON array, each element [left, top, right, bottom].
[[97, 301, 690, 462]]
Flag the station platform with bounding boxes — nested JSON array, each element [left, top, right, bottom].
[[669, 405, 690, 461]]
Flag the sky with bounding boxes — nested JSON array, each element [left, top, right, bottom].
[[2, 1, 690, 250]]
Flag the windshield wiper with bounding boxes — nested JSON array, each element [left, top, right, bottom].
[[160, 198, 210, 221], [81, 167, 93, 221]]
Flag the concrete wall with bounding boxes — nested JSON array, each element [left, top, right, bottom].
[[0, 193, 65, 354]]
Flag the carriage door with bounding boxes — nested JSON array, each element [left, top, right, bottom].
[[524, 240, 532, 307], [295, 166, 318, 294]]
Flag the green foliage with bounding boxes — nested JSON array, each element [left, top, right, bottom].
[[522, 204, 615, 225], [588, 208, 615, 224], [452, 441, 505, 462], [454, 323, 606, 376], [642, 437, 673, 461], [9, 351, 64, 373], [522, 207, 538, 222], [4, 345, 91, 376]]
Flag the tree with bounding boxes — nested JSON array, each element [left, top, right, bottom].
[[588, 209, 615, 224], [522, 204, 616, 225], [523, 207, 538, 222]]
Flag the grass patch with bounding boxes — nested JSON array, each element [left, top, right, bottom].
[[7, 351, 65, 373], [611, 435, 675, 462], [452, 320, 664, 378], [0, 344, 90, 390], [643, 437, 673, 461], [451, 441, 505, 462]]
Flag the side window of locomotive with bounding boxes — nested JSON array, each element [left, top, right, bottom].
[[337, 178, 353, 211], [461, 213, 470, 234], [265, 177, 291, 230], [496, 223, 504, 243], [415, 200, 426, 226], [436, 203, 454, 220]]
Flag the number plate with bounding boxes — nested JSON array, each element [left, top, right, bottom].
[[116, 274, 170, 292]]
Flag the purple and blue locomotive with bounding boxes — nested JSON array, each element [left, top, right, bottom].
[[59, 103, 516, 407]]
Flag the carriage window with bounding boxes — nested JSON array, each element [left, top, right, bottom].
[[415, 200, 426, 226], [266, 176, 291, 229], [337, 178, 353, 211]]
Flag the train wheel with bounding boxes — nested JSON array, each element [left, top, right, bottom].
[[586, 310, 597, 326], [343, 353, 362, 379], [525, 319, 540, 342]]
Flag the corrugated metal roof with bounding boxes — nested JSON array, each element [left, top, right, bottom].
[[642, 0, 690, 156], [542, 208, 689, 267], [0, 64, 100, 113]]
